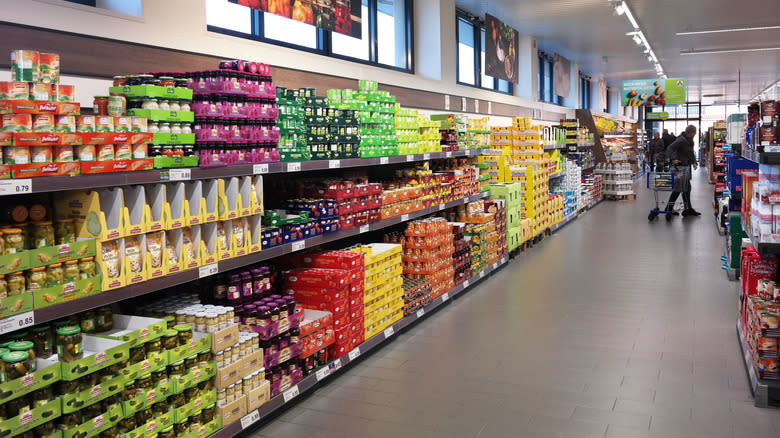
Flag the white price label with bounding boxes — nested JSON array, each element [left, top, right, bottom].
[[474, 99, 479, 113], [764, 116, 773, 124], [401, 214, 409, 222], [502, 257, 507, 263], [240, 410, 261, 429], [383, 327, 394, 338], [315, 367, 330, 381], [479, 271, 485, 278], [492, 263, 497, 270], [441, 292, 449, 302], [0, 179, 32, 196], [198, 263, 218, 278], [406, 155, 414, 162], [438, 203, 446, 211], [423, 153, 430, 160], [488, 101, 492, 115], [762, 141, 771, 146], [445, 152, 452, 158], [348, 348, 361, 361], [463, 280, 470, 288], [0, 311, 35, 335], [444, 95, 450, 111], [416, 309, 425, 318], [169, 169, 191, 181], [379, 157, 389, 165], [282, 385, 300, 403], [287, 162, 301, 172], [328, 160, 341, 169], [291, 240, 306, 252], [359, 225, 370, 234], [252, 164, 269, 174]]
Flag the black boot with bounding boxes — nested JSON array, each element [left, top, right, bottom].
[[681, 209, 694, 217], [690, 208, 701, 216]]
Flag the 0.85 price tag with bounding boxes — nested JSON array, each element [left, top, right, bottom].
[[198, 263, 218, 278], [240, 410, 261, 429], [328, 160, 341, 169], [0, 179, 32, 196], [0, 311, 35, 335], [282, 385, 300, 403]]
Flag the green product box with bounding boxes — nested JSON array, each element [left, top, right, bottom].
[[304, 97, 329, 107], [0, 397, 61, 438], [170, 361, 216, 394], [305, 115, 330, 126], [63, 403, 123, 438], [166, 333, 211, 364], [180, 417, 221, 438], [0, 292, 33, 320], [0, 358, 60, 405], [120, 354, 168, 382], [28, 239, 96, 269], [91, 315, 167, 348], [108, 86, 193, 101], [280, 151, 311, 162], [124, 411, 174, 438], [128, 109, 194, 123], [61, 374, 125, 413], [60, 336, 130, 381], [729, 214, 748, 269], [309, 151, 333, 160], [121, 377, 172, 417], [306, 134, 332, 144], [33, 275, 101, 309], [154, 156, 200, 170], [173, 389, 216, 423], [152, 133, 196, 145], [0, 252, 29, 276], [262, 210, 309, 227]]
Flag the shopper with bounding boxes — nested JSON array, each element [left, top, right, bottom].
[[664, 125, 700, 220], [649, 132, 665, 171], [662, 129, 675, 148]]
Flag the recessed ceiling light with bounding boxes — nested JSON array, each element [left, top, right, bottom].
[[677, 25, 780, 36], [703, 93, 724, 97], [719, 80, 737, 83]]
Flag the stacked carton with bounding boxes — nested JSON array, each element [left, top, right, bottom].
[[351, 243, 404, 340]]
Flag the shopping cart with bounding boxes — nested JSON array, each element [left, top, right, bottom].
[[646, 167, 683, 221]]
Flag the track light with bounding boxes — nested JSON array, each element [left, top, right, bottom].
[[614, 3, 625, 15], [633, 34, 642, 45], [647, 55, 653, 62]]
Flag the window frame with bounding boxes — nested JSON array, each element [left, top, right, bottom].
[[455, 11, 513, 96], [207, 0, 414, 74], [579, 72, 591, 109], [538, 51, 562, 105]]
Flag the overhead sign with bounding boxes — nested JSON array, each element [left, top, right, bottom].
[[484, 14, 519, 83], [231, 0, 362, 38], [621, 78, 686, 106], [646, 111, 670, 120]]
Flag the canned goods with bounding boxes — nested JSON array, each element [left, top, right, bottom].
[[0, 82, 29, 100], [77, 144, 96, 162], [115, 144, 132, 160], [95, 116, 114, 133], [133, 143, 148, 159], [107, 96, 126, 117], [54, 146, 74, 162], [3, 146, 31, 165], [30, 83, 52, 101], [33, 115, 55, 132], [31, 146, 53, 163], [38, 53, 60, 84], [1, 114, 32, 132], [97, 144, 115, 161], [11, 50, 39, 82], [114, 117, 130, 133], [76, 116, 95, 133], [55, 116, 76, 133], [55, 84, 75, 102], [131, 117, 147, 133]]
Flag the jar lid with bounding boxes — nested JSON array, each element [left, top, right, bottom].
[[1, 351, 29, 362], [163, 329, 178, 337], [173, 324, 192, 332], [57, 326, 81, 335], [65, 260, 78, 265], [80, 257, 95, 262], [8, 340, 33, 351], [0, 348, 7, 356], [55, 218, 74, 223], [4, 228, 22, 234], [49, 263, 62, 268], [139, 372, 151, 379], [31, 267, 46, 272]]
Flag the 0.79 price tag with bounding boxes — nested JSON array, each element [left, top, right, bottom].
[[0, 311, 35, 335], [348, 347, 361, 361], [0, 179, 32, 196]]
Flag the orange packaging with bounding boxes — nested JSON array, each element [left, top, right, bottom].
[[0, 82, 30, 100], [97, 144, 115, 161], [1, 114, 32, 132], [3, 146, 31, 165], [54, 85, 74, 102], [115, 144, 132, 160], [55, 145, 74, 162], [76, 115, 94, 133], [30, 83, 52, 101], [131, 117, 147, 133], [114, 116, 131, 133], [11, 50, 39, 82], [55, 115, 76, 133], [132, 143, 148, 159], [38, 53, 60, 84], [95, 116, 114, 133], [31, 145, 53, 163], [33, 114, 56, 132], [77, 144, 96, 162]]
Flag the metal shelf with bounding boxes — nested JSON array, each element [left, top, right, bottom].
[[23, 192, 488, 326], [737, 320, 780, 408], [741, 148, 780, 165], [0, 150, 485, 196]]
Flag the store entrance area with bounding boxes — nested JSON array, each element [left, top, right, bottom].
[[252, 171, 775, 438]]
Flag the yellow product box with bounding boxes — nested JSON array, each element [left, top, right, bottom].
[[55, 188, 126, 241]]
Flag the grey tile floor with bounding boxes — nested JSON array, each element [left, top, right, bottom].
[[251, 169, 780, 437]]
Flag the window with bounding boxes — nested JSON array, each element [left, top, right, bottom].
[[579, 73, 591, 109], [455, 12, 513, 94], [206, 0, 413, 72], [607, 88, 615, 114], [61, 0, 142, 17], [538, 52, 564, 105]]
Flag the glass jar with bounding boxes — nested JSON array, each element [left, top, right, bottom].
[[183, 354, 197, 371], [31, 325, 53, 359], [197, 351, 211, 368], [93, 96, 109, 115], [223, 347, 232, 366], [56, 326, 83, 362], [7, 272, 24, 296], [78, 372, 99, 391], [0, 274, 7, 298], [167, 392, 186, 408], [216, 389, 226, 407], [169, 101, 181, 112], [100, 426, 119, 438], [54, 379, 79, 397], [128, 345, 145, 364], [1, 351, 32, 381], [173, 420, 188, 436], [198, 379, 213, 391], [174, 324, 192, 346], [78, 257, 96, 279], [142, 99, 159, 110], [148, 122, 160, 134], [63, 260, 80, 283], [180, 102, 191, 112], [215, 350, 224, 367], [151, 369, 167, 386], [135, 408, 152, 426], [135, 373, 152, 394], [32, 221, 55, 248], [54, 219, 75, 244], [59, 412, 81, 430], [201, 404, 215, 423], [45, 263, 64, 287], [121, 380, 136, 400], [158, 100, 170, 111], [194, 312, 207, 332], [159, 77, 175, 87], [231, 347, 240, 364], [8, 341, 36, 371], [184, 386, 199, 401], [118, 416, 136, 435], [27, 267, 47, 290], [181, 124, 192, 134], [157, 426, 174, 438], [80, 310, 96, 334], [96, 306, 113, 332], [189, 410, 203, 429], [168, 360, 184, 379], [225, 384, 235, 403], [33, 421, 55, 438], [145, 337, 163, 358], [161, 329, 178, 350], [152, 400, 169, 418], [4, 228, 24, 254], [31, 386, 54, 408]]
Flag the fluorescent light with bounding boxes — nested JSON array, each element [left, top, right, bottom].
[[680, 46, 780, 55], [677, 24, 780, 35]]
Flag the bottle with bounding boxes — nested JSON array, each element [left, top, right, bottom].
[[240, 272, 253, 301], [227, 274, 241, 302]]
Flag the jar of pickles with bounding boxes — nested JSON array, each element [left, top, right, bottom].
[[174, 324, 192, 346], [78, 257, 96, 279], [197, 350, 211, 368], [7, 272, 24, 296], [4, 228, 24, 254], [135, 373, 152, 394], [0, 274, 7, 298], [56, 326, 83, 362], [63, 260, 80, 283], [27, 267, 47, 290], [216, 389, 226, 407], [168, 360, 184, 379], [46, 263, 64, 287], [8, 341, 36, 371], [1, 351, 33, 382], [184, 386, 199, 401], [201, 404, 215, 423], [173, 418, 188, 436], [54, 219, 75, 244], [167, 392, 185, 408], [118, 416, 136, 435], [145, 336, 163, 358], [31, 325, 53, 359], [135, 408, 152, 425], [128, 345, 145, 364], [121, 380, 136, 400], [80, 310, 96, 334], [161, 329, 178, 350], [31, 386, 54, 408], [96, 306, 113, 332], [183, 354, 197, 371], [158, 426, 174, 438], [32, 221, 55, 248]]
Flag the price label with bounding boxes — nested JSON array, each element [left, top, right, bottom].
[[359, 225, 370, 234], [287, 162, 301, 172], [291, 241, 306, 252], [492, 263, 497, 270], [445, 152, 452, 158], [379, 157, 389, 165], [0, 311, 35, 335], [252, 164, 269, 174], [240, 410, 261, 429], [502, 257, 507, 263], [401, 214, 409, 222], [406, 155, 414, 162], [282, 385, 300, 403], [438, 203, 446, 211], [328, 160, 341, 169], [198, 263, 218, 278], [764, 116, 773, 124], [479, 271, 485, 278], [315, 367, 330, 381], [383, 327, 394, 338], [423, 153, 430, 160], [441, 292, 449, 302], [488, 101, 492, 115], [444, 95, 450, 111], [0, 179, 32, 196], [348, 347, 361, 361], [169, 169, 191, 181], [463, 280, 470, 288], [416, 308, 425, 318]]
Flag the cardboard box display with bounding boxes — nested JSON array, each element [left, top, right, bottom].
[[61, 374, 125, 414], [0, 357, 60, 406], [179, 417, 221, 438], [0, 251, 28, 277], [184, 180, 204, 226], [210, 324, 239, 352], [0, 292, 33, 318], [91, 314, 167, 347], [55, 187, 126, 241], [143, 183, 166, 232], [200, 179, 219, 223], [216, 349, 264, 390], [246, 379, 271, 412], [122, 376, 173, 417], [164, 182, 189, 230], [167, 331, 211, 364], [173, 389, 216, 423], [26, 239, 96, 269], [217, 177, 241, 221], [62, 402, 123, 438], [216, 396, 246, 427], [119, 353, 168, 381], [33, 274, 101, 308], [123, 411, 174, 438], [198, 222, 220, 265], [122, 185, 149, 236], [0, 396, 62, 438], [59, 336, 130, 381], [170, 361, 217, 394]]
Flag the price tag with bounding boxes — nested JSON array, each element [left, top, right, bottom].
[[383, 326, 394, 338], [463, 280, 470, 288], [444, 95, 450, 111], [0, 179, 32, 196], [348, 347, 361, 361], [379, 157, 389, 165], [764, 116, 773, 124], [445, 152, 452, 157], [291, 241, 306, 252], [423, 153, 430, 160], [438, 203, 446, 211], [0, 311, 35, 335], [315, 367, 330, 381], [474, 99, 479, 113], [328, 160, 341, 169], [198, 263, 218, 278], [252, 164, 269, 174], [441, 292, 449, 302], [401, 214, 409, 222], [406, 155, 414, 162], [169, 169, 191, 181], [359, 225, 370, 234], [492, 263, 497, 270], [479, 271, 485, 278], [282, 385, 299, 403], [416, 308, 425, 318], [287, 162, 301, 172], [488, 101, 492, 115], [502, 257, 507, 263], [240, 410, 261, 429]]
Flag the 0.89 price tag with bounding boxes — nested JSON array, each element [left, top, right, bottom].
[[0, 179, 32, 196]]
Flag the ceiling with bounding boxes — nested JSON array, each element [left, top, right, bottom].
[[456, 0, 780, 105]]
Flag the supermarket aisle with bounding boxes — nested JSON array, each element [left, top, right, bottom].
[[252, 168, 776, 438]]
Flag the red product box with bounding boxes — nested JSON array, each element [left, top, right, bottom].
[[354, 212, 369, 226], [350, 317, 364, 336], [742, 246, 778, 297], [299, 309, 334, 337], [351, 332, 364, 347], [334, 325, 350, 344], [339, 215, 354, 230], [350, 283, 364, 299], [0, 132, 13, 147], [285, 268, 350, 289], [347, 266, 365, 284], [80, 159, 153, 174], [348, 293, 364, 309], [13, 161, 81, 178], [300, 297, 349, 317], [286, 285, 349, 302], [328, 341, 349, 359], [300, 251, 365, 270], [13, 132, 82, 146], [348, 305, 363, 321], [333, 313, 351, 331], [0, 100, 80, 115]]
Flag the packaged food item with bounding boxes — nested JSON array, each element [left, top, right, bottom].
[[108, 97, 126, 118], [97, 144, 115, 161], [182, 228, 196, 261], [64, 260, 80, 282], [30, 83, 52, 101], [55, 325, 82, 362], [32, 114, 55, 132], [95, 116, 114, 133], [3, 228, 24, 253], [114, 116, 130, 133], [147, 232, 163, 269], [7, 272, 25, 296], [27, 267, 47, 289], [55, 218, 76, 244], [164, 234, 179, 266], [0, 82, 30, 100], [11, 50, 40, 82], [0, 275, 7, 298], [8, 341, 36, 371], [46, 262, 64, 286], [96, 306, 113, 331], [2, 114, 32, 132], [162, 329, 178, 350], [31, 146, 53, 163], [133, 143, 148, 159], [55, 115, 76, 132], [32, 221, 55, 247], [79, 257, 96, 279], [76, 115, 95, 133], [38, 53, 60, 84], [217, 222, 228, 252], [131, 117, 147, 133], [115, 143, 132, 160], [144, 337, 162, 358], [78, 144, 96, 162], [232, 221, 244, 248], [55, 84, 75, 102], [80, 310, 96, 334], [3, 146, 31, 165], [174, 324, 192, 345], [101, 240, 121, 279], [54, 145, 74, 162], [128, 345, 145, 364], [93, 96, 109, 116], [125, 236, 143, 274]]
